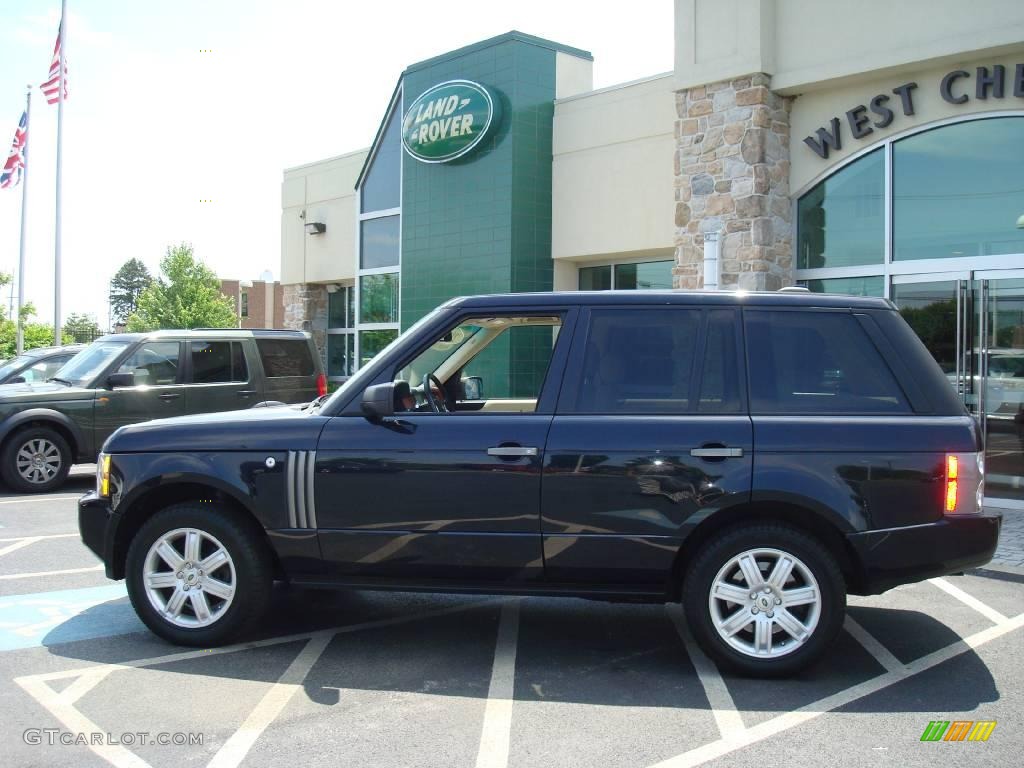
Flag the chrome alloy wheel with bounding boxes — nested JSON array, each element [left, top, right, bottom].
[[143, 528, 236, 628], [16, 437, 62, 485], [708, 547, 821, 659]]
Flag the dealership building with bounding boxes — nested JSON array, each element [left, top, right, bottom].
[[280, 0, 1024, 503]]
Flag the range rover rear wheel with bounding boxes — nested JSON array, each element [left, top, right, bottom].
[[1, 426, 71, 493], [683, 524, 845, 677], [126, 502, 273, 646]]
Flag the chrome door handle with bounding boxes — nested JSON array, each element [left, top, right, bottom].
[[690, 447, 743, 458], [487, 446, 539, 457], [158, 392, 181, 401]]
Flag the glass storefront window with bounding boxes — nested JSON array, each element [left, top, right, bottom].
[[327, 333, 355, 378], [360, 106, 401, 213], [894, 117, 1024, 260], [328, 286, 353, 329], [798, 276, 884, 297], [360, 329, 399, 367], [797, 148, 884, 269], [578, 260, 672, 290], [359, 273, 399, 324], [360, 215, 400, 270]]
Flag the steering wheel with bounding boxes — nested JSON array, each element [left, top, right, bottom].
[[422, 373, 449, 414]]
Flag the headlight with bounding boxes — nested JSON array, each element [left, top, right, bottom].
[[97, 453, 111, 498]]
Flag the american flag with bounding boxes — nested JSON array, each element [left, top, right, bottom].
[[40, 22, 68, 105], [0, 111, 28, 189]]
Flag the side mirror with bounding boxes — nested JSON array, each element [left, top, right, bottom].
[[462, 376, 483, 400], [9, 375, 25, 384], [107, 371, 135, 389], [361, 382, 396, 422]]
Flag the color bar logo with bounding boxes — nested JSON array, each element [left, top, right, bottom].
[[920, 720, 996, 742]]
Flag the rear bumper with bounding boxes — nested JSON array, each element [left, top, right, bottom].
[[78, 491, 121, 580], [847, 511, 1002, 594]]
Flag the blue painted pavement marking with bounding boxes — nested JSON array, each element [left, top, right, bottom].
[[0, 584, 143, 651]]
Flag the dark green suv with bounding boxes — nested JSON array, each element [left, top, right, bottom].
[[0, 329, 326, 492]]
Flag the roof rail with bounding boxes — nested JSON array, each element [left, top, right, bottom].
[[188, 327, 298, 332], [777, 286, 810, 293]]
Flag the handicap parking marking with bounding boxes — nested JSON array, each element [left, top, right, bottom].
[[0, 583, 139, 651]]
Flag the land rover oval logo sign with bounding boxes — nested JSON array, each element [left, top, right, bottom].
[[402, 80, 500, 163]]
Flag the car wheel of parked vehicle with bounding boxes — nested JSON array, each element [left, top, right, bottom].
[[126, 502, 273, 646], [683, 524, 845, 677], [0, 426, 72, 493]]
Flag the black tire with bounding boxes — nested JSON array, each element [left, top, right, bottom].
[[126, 502, 273, 646], [0, 426, 72, 493], [682, 523, 846, 677]]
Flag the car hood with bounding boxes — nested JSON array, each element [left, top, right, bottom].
[[104, 405, 329, 453], [0, 381, 95, 403]]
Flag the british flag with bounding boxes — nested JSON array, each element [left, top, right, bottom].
[[0, 111, 28, 189]]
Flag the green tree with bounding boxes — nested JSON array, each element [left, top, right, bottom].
[[109, 258, 153, 324], [63, 312, 101, 343], [127, 243, 236, 331], [0, 303, 70, 359]]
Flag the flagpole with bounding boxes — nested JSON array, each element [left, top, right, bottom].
[[53, 0, 67, 345], [16, 85, 32, 355]]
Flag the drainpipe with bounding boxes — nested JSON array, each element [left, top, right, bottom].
[[703, 232, 721, 290]]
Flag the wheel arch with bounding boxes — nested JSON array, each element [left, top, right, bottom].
[[110, 480, 281, 581], [0, 409, 85, 461], [669, 500, 865, 600]]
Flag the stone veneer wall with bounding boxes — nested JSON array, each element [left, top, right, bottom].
[[673, 73, 793, 290], [282, 283, 328, 366]]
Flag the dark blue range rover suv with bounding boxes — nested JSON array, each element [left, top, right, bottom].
[[79, 290, 1000, 676]]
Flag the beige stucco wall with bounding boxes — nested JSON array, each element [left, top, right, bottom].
[[676, 0, 1024, 92], [552, 73, 677, 286], [280, 149, 368, 286], [790, 50, 1024, 195]]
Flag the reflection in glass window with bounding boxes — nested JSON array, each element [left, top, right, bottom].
[[359, 273, 399, 324], [799, 276, 884, 297], [797, 148, 884, 269], [360, 216, 400, 270], [579, 265, 611, 290], [615, 261, 673, 290], [327, 333, 355, 377], [328, 286, 354, 329], [360, 329, 399, 367], [360, 106, 401, 213], [894, 117, 1024, 260]]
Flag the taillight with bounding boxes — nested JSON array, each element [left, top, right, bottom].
[[944, 452, 983, 515], [316, 372, 328, 397]]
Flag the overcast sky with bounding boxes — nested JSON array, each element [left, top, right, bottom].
[[0, 1, 673, 327]]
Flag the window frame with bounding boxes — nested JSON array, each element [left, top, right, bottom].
[[793, 111, 1024, 298], [556, 306, 747, 416]]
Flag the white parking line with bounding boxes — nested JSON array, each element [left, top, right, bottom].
[[475, 599, 521, 768], [666, 605, 745, 740], [208, 633, 333, 768], [646, 610, 1024, 768], [843, 616, 904, 673], [0, 534, 79, 556], [929, 577, 1009, 624], [0, 565, 102, 581]]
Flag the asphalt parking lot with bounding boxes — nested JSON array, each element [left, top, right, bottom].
[[0, 470, 1022, 768]]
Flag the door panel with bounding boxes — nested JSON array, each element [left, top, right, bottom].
[[315, 414, 549, 581]]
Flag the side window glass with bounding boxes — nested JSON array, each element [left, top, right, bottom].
[[698, 309, 742, 413], [191, 342, 247, 384], [573, 308, 701, 414], [393, 316, 562, 414], [116, 342, 181, 386], [744, 310, 909, 414]]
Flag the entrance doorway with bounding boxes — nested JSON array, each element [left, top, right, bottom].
[[892, 273, 1024, 504]]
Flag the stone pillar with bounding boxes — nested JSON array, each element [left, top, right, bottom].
[[674, 74, 792, 291], [282, 283, 329, 365]]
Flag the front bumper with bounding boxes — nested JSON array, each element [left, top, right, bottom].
[[847, 510, 1002, 594], [78, 491, 121, 580]]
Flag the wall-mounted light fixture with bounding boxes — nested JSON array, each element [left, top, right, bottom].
[[325, 283, 342, 294], [305, 221, 326, 235], [1016, 213, 1024, 229]]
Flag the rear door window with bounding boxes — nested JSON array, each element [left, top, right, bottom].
[[191, 341, 249, 383], [256, 338, 314, 378], [744, 309, 909, 414]]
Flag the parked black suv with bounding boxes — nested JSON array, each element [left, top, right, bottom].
[[0, 329, 325, 492], [79, 291, 1000, 676]]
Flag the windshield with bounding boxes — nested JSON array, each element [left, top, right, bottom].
[[0, 355, 32, 380], [54, 341, 130, 385]]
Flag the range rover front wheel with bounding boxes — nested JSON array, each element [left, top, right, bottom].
[[126, 502, 273, 646], [683, 524, 845, 677]]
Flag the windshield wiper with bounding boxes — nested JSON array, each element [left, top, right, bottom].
[[50, 377, 74, 386]]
